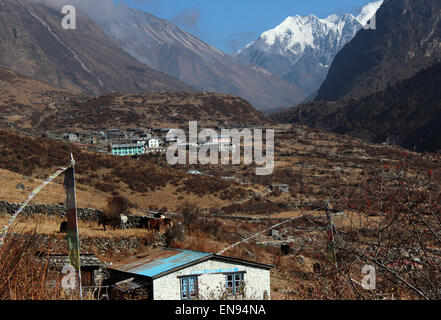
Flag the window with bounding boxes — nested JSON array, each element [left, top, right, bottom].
[[180, 276, 198, 300], [226, 273, 244, 296]]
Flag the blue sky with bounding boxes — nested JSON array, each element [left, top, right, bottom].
[[123, 0, 375, 54]]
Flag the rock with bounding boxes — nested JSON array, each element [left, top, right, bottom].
[[271, 184, 290, 193], [16, 183, 25, 190]]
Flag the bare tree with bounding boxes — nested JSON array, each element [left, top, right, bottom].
[[101, 196, 132, 231]]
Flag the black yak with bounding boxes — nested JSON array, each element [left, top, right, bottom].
[[313, 263, 322, 273], [281, 243, 291, 255], [59, 221, 68, 233], [98, 215, 118, 231]]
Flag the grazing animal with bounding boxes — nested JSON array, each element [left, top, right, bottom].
[[146, 219, 160, 231], [313, 263, 322, 273], [153, 212, 163, 219], [98, 215, 118, 231], [146, 217, 173, 233], [281, 243, 291, 255], [163, 218, 173, 228], [98, 216, 108, 231], [60, 221, 68, 233]]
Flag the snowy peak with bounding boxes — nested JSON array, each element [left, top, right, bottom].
[[235, 1, 384, 96], [255, 15, 318, 54], [323, 14, 340, 24], [96, 6, 306, 111], [243, 0, 384, 57]]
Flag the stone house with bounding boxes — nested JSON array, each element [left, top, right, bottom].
[[62, 133, 79, 143], [107, 248, 274, 300], [36, 252, 106, 290]]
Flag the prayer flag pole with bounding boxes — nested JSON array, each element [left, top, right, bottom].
[[64, 154, 82, 298]]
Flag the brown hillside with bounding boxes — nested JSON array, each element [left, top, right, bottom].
[[0, 129, 257, 211], [0, 66, 269, 132], [0, 0, 193, 95]]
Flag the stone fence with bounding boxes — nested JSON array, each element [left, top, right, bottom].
[[0, 200, 169, 230], [0, 200, 102, 222]]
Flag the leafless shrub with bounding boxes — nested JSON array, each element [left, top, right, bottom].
[[0, 231, 75, 300], [315, 155, 441, 299], [180, 202, 201, 230]]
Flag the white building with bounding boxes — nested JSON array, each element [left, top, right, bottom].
[[108, 248, 274, 300], [211, 134, 231, 145], [62, 133, 79, 143], [209, 134, 236, 152], [147, 138, 160, 149]]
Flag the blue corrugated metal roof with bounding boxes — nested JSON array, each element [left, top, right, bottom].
[[138, 250, 211, 277], [110, 248, 212, 278]]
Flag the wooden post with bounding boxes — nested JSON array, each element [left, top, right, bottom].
[[325, 201, 338, 268]]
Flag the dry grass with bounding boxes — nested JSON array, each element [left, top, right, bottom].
[[0, 230, 84, 300], [0, 168, 108, 208]]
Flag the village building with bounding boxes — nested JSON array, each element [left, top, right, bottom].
[[200, 142, 234, 153], [111, 143, 145, 156], [36, 252, 106, 291], [144, 147, 166, 154], [76, 131, 103, 144], [166, 135, 185, 144], [147, 138, 160, 149], [98, 131, 108, 139], [209, 134, 236, 152], [71, 143, 88, 150], [159, 128, 186, 142], [133, 137, 148, 145], [42, 132, 61, 140], [211, 133, 231, 145], [138, 132, 152, 139], [106, 129, 126, 141], [133, 137, 160, 147], [62, 133, 79, 143], [107, 248, 274, 300]]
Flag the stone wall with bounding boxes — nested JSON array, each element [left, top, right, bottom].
[[0, 200, 167, 230], [0, 200, 102, 221], [34, 233, 155, 255]]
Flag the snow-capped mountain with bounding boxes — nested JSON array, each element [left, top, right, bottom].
[[235, 1, 384, 97], [97, 8, 306, 112]]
